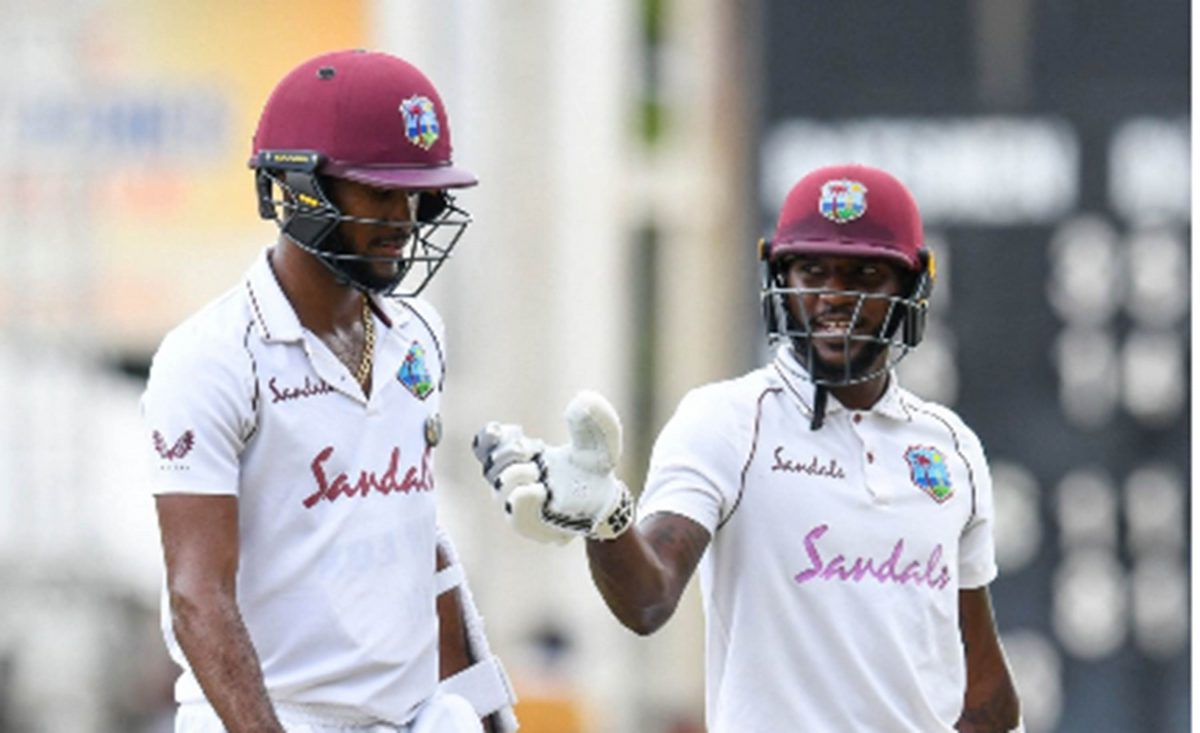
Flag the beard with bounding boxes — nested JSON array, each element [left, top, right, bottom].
[[321, 227, 407, 293], [790, 334, 889, 385]]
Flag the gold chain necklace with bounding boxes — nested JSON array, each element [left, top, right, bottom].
[[355, 295, 375, 389]]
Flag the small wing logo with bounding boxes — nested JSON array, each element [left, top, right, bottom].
[[153, 430, 195, 460], [399, 95, 441, 150]]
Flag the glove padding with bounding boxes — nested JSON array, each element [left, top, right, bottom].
[[472, 391, 635, 544]]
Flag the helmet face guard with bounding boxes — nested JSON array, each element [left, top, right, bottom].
[[760, 256, 932, 386], [253, 151, 470, 296]]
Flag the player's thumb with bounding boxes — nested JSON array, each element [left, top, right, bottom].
[[563, 390, 621, 472]]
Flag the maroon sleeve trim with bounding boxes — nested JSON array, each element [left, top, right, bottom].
[[717, 387, 782, 531], [241, 319, 261, 445], [245, 280, 271, 341]]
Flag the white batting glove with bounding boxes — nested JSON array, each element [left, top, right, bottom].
[[472, 391, 635, 544], [472, 421, 574, 545]]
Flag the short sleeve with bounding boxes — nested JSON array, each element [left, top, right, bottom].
[[140, 325, 255, 496], [639, 385, 748, 534], [957, 425, 998, 588]]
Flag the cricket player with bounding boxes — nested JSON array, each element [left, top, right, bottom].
[[473, 164, 1022, 732], [142, 50, 515, 733]]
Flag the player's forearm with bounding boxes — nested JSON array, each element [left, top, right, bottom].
[[587, 511, 711, 635], [957, 588, 1020, 732], [955, 689, 1021, 732], [436, 585, 473, 678], [956, 662, 1019, 732], [437, 585, 500, 733], [170, 588, 284, 733], [586, 529, 678, 634]]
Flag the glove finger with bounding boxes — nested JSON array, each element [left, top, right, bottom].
[[472, 423, 542, 483], [493, 461, 541, 502], [484, 436, 545, 486], [563, 391, 622, 471], [471, 422, 507, 465], [507, 483, 575, 545]]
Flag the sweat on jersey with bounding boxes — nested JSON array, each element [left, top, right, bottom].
[[639, 346, 998, 733], [140, 250, 448, 725]]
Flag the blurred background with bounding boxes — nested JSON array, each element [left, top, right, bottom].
[[0, 0, 1189, 731]]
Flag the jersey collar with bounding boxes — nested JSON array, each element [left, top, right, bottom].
[[244, 248, 411, 344], [244, 249, 305, 343], [772, 345, 910, 422]]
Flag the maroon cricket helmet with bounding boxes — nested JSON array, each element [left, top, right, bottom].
[[250, 49, 476, 190], [770, 164, 923, 271]]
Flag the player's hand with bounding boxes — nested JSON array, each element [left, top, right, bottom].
[[471, 391, 635, 544], [472, 421, 572, 545]]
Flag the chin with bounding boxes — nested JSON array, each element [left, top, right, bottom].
[[792, 338, 888, 385], [371, 264, 402, 281]]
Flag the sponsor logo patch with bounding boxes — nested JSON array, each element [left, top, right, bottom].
[[770, 445, 846, 480], [304, 444, 434, 508], [269, 375, 335, 403]]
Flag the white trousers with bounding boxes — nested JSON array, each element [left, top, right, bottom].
[[175, 693, 481, 733]]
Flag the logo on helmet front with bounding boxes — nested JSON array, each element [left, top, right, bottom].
[[818, 179, 868, 223], [400, 95, 441, 150]]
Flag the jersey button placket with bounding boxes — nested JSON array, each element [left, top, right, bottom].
[[852, 414, 889, 504]]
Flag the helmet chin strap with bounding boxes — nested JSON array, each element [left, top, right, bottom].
[[810, 385, 829, 431]]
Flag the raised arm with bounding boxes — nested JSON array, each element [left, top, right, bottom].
[[473, 391, 711, 636], [156, 494, 284, 733], [586, 512, 710, 635], [956, 586, 1021, 732]]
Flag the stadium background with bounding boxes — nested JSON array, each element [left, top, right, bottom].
[[0, 1, 1188, 731]]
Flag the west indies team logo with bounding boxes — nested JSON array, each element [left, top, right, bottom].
[[904, 445, 953, 502], [153, 430, 195, 460], [399, 95, 440, 150], [818, 178, 868, 223], [398, 341, 434, 400]]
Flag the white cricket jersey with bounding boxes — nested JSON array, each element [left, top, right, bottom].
[[639, 346, 997, 733], [141, 250, 448, 725]]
